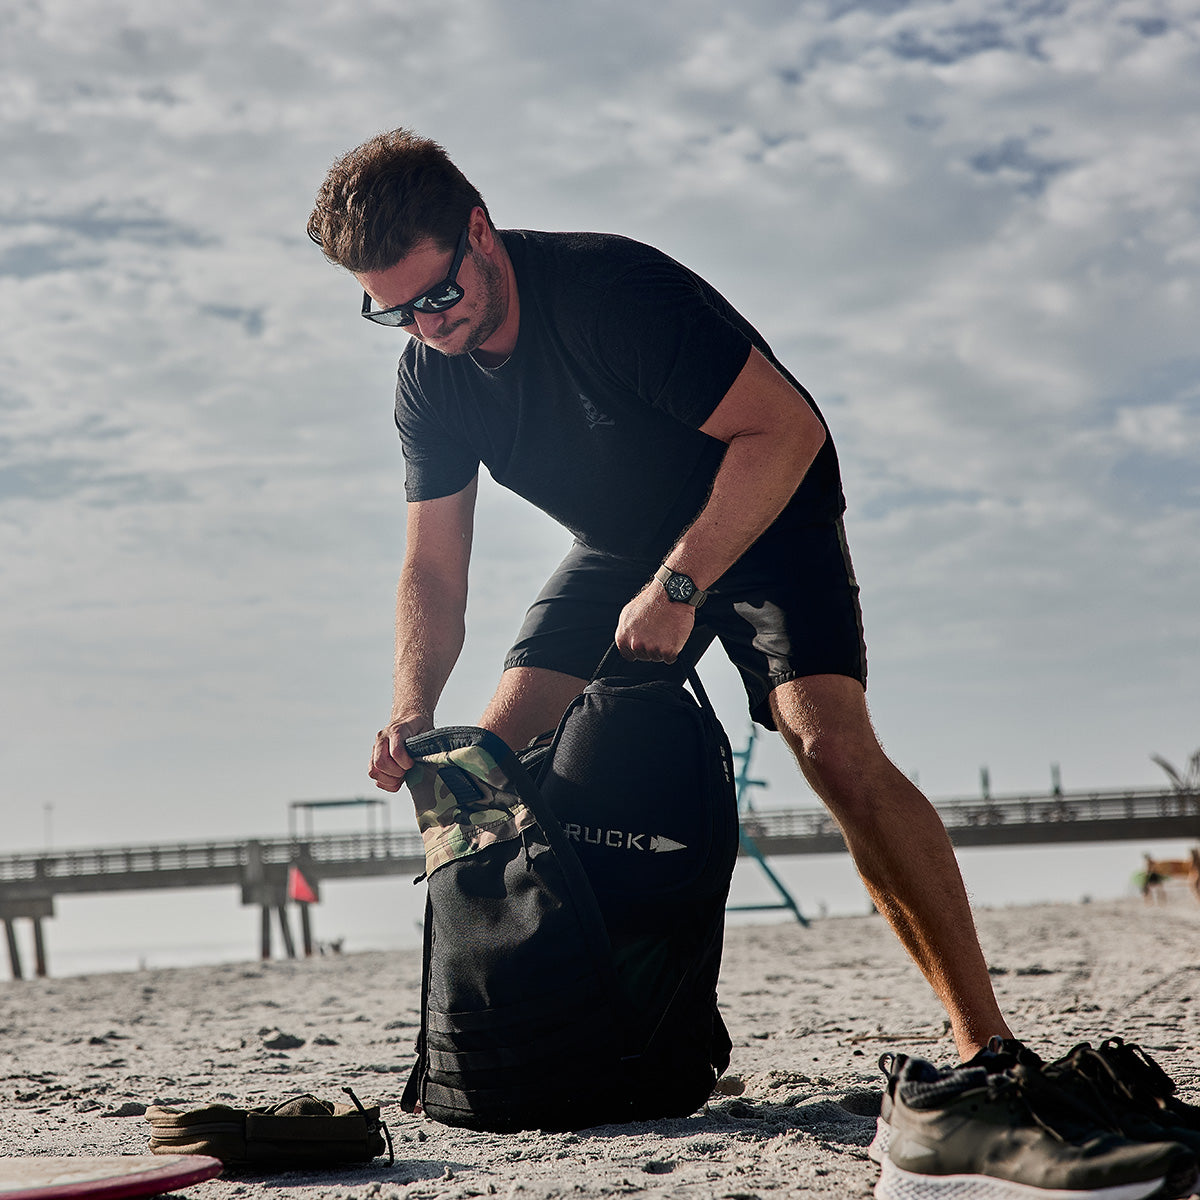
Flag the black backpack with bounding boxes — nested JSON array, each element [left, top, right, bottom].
[[399, 660, 738, 1133]]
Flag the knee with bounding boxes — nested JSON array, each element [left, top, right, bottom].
[[787, 724, 855, 776], [783, 724, 881, 806], [770, 676, 914, 814], [780, 719, 930, 837]]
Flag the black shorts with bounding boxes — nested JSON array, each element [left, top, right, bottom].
[[504, 519, 867, 730]]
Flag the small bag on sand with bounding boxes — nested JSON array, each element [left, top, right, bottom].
[[146, 1088, 392, 1169]]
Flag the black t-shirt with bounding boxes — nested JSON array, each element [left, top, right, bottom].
[[394, 230, 844, 564]]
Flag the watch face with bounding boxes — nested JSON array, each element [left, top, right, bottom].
[[666, 573, 695, 602]]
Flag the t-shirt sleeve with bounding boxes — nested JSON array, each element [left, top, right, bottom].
[[591, 259, 753, 429], [393, 357, 480, 502]]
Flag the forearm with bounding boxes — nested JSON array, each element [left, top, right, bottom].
[[666, 422, 824, 589], [615, 351, 827, 665], [391, 563, 468, 723], [662, 347, 828, 588]]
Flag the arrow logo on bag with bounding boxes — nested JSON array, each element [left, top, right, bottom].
[[649, 835, 687, 854]]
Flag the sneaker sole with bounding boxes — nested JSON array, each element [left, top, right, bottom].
[[875, 1158, 1169, 1200], [868, 1116, 891, 1164]]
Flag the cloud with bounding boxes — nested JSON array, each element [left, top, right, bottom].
[[0, 205, 211, 245], [887, 19, 1018, 64], [966, 136, 1074, 195], [2, 0, 1199, 856], [1114, 401, 1200, 459], [0, 457, 190, 505]]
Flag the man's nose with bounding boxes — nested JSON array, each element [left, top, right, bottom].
[[413, 310, 447, 337]]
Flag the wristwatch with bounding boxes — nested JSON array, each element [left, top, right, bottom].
[[654, 565, 707, 608]]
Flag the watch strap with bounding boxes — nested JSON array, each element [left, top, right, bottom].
[[654, 564, 707, 608]]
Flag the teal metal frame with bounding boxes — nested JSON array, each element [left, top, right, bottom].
[[727, 726, 808, 925]]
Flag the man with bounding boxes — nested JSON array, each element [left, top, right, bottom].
[[308, 129, 1011, 1060]]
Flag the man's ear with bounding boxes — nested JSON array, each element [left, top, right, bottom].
[[468, 205, 494, 253]]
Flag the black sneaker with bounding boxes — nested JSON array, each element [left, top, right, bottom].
[[1054, 1040, 1200, 1165], [870, 1052, 915, 1164], [1097, 1037, 1200, 1134], [870, 1038, 1043, 1164], [1032, 1041, 1200, 1195], [877, 1057, 1197, 1200]]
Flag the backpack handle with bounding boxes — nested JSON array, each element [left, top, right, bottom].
[[591, 643, 716, 718], [591, 642, 628, 680]]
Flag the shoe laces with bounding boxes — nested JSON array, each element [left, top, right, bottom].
[[1100, 1036, 1177, 1100], [1069, 1043, 1164, 1115], [1000, 1059, 1126, 1143]]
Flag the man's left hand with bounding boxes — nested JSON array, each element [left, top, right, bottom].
[[615, 582, 695, 663]]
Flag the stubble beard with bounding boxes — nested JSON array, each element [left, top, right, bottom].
[[442, 250, 506, 358]]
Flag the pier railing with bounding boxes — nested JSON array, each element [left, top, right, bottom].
[[3, 785, 1196, 893], [739, 785, 1200, 853], [2, 784, 1196, 978], [0, 831, 428, 893]]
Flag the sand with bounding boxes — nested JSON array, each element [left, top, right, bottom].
[[3, 898, 1199, 1198]]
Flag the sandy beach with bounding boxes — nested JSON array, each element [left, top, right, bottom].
[[3, 897, 1199, 1198]]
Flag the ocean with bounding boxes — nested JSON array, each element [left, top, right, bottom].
[[7, 836, 1195, 980]]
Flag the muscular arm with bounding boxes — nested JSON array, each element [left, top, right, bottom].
[[369, 475, 477, 791], [617, 348, 827, 661]]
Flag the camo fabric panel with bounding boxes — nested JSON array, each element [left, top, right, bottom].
[[407, 743, 537, 875]]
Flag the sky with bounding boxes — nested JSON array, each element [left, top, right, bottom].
[[3, 0, 1199, 857]]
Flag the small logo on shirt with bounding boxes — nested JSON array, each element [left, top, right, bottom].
[[578, 392, 614, 430]]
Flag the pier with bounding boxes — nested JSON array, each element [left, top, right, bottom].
[[2, 784, 1197, 979]]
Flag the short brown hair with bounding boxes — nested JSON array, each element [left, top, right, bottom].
[[307, 129, 490, 273]]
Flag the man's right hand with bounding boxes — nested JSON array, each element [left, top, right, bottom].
[[369, 714, 433, 792]]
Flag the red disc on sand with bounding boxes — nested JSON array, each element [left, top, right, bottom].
[[0, 1155, 222, 1200]]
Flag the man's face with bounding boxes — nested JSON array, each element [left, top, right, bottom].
[[357, 228, 505, 358]]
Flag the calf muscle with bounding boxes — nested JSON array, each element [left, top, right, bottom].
[[769, 675, 1010, 1060]]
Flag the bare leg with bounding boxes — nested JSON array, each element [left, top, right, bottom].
[[769, 674, 1011, 1062], [478, 666, 588, 752]]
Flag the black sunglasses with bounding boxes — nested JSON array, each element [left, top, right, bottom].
[[361, 226, 470, 327]]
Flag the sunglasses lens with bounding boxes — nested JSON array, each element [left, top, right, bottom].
[[372, 308, 414, 326], [412, 283, 464, 314]]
